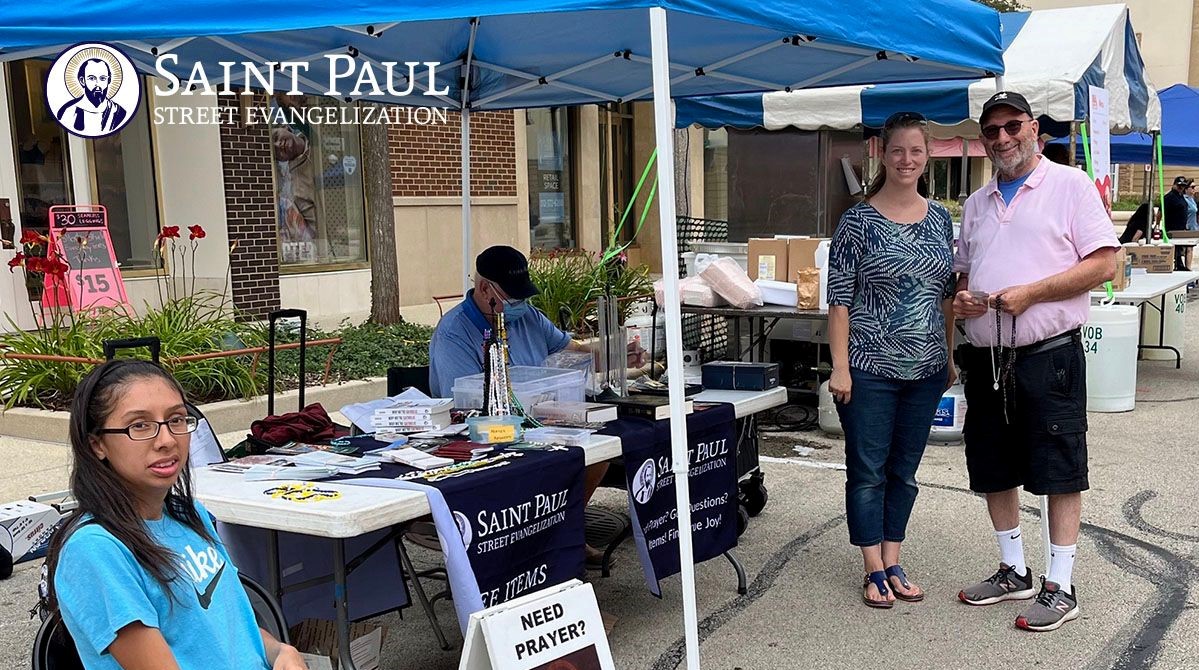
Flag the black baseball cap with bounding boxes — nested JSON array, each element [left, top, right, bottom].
[[476, 246, 538, 300], [1174, 176, 1193, 188], [979, 91, 1034, 125]]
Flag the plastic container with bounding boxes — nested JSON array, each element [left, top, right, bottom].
[[817, 381, 843, 435], [1140, 286, 1186, 361], [625, 314, 666, 359], [467, 415, 524, 444], [1084, 305, 1140, 412], [754, 279, 799, 307], [452, 366, 586, 410], [543, 350, 596, 395], [815, 240, 831, 312], [691, 242, 749, 273], [928, 380, 966, 444]]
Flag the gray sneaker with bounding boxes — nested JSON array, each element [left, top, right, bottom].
[[1015, 578, 1080, 632], [958, 563, 1037, 605]]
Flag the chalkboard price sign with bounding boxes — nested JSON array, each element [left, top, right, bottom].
[[44, 205, 129, 310]]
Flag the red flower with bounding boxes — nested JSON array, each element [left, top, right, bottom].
[[8, 252, 24, 272], [50, 259, 70, 277], [156, 226, 181, 245], [25, 256, 47, 274], [187, 225, 207, 241], [19, 230, 46, 246]]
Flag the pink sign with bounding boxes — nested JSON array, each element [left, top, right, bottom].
[[44, 205, 129, 311]]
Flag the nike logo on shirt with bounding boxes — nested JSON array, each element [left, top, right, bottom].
[[194, 561, 226, 610]]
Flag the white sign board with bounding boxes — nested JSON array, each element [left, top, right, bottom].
[[1089, 86, 1112, 214], [460, 580, 615, 670]]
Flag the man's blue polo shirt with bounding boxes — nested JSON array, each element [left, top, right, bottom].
[[428, 290, 571, 397]]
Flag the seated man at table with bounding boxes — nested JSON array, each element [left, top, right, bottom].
[[430, 245, 612, 566]]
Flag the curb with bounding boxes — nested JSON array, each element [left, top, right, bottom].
[[0, 377, 389, 443]]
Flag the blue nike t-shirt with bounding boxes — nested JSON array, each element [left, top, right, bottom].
[[54, 501, 269, 670]]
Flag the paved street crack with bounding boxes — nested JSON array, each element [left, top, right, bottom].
[[648, 515, 845, 670]]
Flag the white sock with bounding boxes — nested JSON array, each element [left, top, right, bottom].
[[1048, 543, 1077, 593], [995, 527, 1027, 574]]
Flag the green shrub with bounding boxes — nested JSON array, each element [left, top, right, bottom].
[[528, 250, 653, 335], [271, 319, 434, 390]]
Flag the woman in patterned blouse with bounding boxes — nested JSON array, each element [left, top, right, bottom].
[[827, 112, 956, 609]]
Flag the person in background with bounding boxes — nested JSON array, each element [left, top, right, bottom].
[[45, 360, 307, 670], [428, 245, 609, 566], [1118, 202, 1159, 244], [1185, 181, 1198, 231], [1041, 143, 1071, 166], [953, 91, 1117, 632], [827, 111, 956, 609], [1164, 176, 1193, 270]]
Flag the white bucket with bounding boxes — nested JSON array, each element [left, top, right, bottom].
[[1139, 287, 1187, 361], [928, 381, 966, 444], [1083, 305, 1140, 412], [817, 381, 844, 435]]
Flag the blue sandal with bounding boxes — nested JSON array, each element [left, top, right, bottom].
[[885, 565, 925, 602], [863, 570, 893, 608]]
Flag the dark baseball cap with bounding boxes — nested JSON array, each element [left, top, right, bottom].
[[979, 91, 1034, 125], [1174, 175, 1194, 188], [476, 246, 538, 300]]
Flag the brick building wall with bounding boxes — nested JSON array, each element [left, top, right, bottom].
[[218, 94, 281, 319], [388, 110, 517, 197]]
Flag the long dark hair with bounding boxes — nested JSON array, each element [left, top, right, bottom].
[[44, 360, 210, 607], [866, 112, 931, 199]]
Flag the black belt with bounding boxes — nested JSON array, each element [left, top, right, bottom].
[[1011, 329, 1080, 356]]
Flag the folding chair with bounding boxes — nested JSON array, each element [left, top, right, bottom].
[[31, 574, 288, 670]]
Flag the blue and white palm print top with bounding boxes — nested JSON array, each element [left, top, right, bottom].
[[827, 200, 955, 381]]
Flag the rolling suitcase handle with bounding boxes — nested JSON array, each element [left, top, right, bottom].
[[267, 309, 307, 417], [103, 337, 161, 364]]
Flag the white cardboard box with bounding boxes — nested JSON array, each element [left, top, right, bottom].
[[0, 500, 64, 563]]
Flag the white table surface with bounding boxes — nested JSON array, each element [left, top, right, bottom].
[[1090, 271, 1198, 304], [694, 386, 788, 417], [197, 388, 787, 536]]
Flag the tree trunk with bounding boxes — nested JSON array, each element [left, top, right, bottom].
[[673, 127, 690, 217], [362, 104, 402, 324]]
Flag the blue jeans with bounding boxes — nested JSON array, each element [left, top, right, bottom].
[[835, 366, 947, 547]]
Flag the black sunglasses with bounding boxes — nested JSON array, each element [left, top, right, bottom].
[[884, 111, 927, 127], [981, 119, 1031, 140]]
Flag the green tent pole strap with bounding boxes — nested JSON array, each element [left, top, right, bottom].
[[1079, 122, 1094, 180], [608, 147, 658, 251], [1157, 133, 1170, 244]]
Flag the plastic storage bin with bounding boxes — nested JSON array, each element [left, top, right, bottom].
[[467, 415, 524, 444], [452, 366, 586, 410]]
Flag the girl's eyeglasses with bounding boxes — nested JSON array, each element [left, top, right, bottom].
[[96, 416, 199, 441]]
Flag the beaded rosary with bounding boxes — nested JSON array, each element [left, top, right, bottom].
[[988, 297, 1018, 424]]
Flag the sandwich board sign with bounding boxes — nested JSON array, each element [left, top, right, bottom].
[[460, 580, 615, 670], [43, 204, 129, 311]]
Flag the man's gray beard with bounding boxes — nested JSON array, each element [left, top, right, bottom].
[[991, 136, 1038, 177], [85, 87, 106, 107]]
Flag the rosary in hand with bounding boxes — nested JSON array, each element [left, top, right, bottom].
[[988, 296, 1018, 424]]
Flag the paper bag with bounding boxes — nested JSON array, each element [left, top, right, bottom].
[[796, 268, 821, 310]]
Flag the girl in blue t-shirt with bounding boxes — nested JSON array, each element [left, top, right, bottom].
[[44, 360, 307, 670]]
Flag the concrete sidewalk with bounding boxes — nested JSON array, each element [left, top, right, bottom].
[[3, 300, 1198, 669]]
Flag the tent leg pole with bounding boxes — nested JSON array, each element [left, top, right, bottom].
[[1069, 123, 1078, 169], [462, 107, 473, 293], [649, 7, 701, 670]]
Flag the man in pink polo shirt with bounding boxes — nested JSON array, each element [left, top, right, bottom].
[[951, 91, 1118, 632]]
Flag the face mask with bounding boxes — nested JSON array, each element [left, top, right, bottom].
[[503, 299, 531, 320]]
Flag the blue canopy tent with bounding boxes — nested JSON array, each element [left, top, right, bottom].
[[0, 2, 1003, 667], [676, 4, 1160, 137], [1057, 84, 1199, 166]]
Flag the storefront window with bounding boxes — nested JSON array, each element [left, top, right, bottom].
[[703, 128, 728, 221], [8, 60, 73, 236], [526, 107, 575, 249], [270, 94, 368, 267], [92, 82, 161, 270]]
